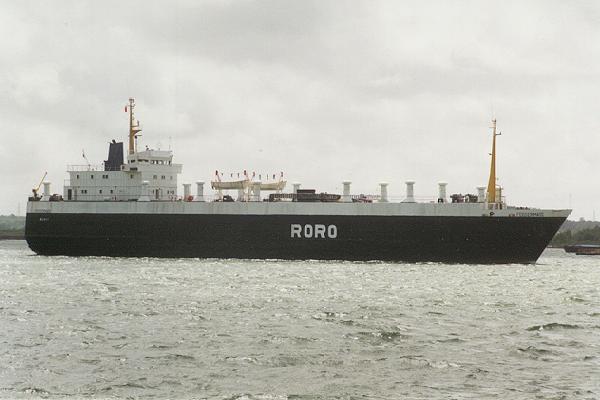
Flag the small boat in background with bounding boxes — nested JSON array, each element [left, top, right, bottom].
[[564, 244, 600, 255]]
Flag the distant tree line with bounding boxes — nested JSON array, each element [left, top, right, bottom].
[[0, 215, 25, 239], [551, 225, 600, 247]]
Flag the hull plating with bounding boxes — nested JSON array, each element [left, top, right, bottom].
[[25, 212, 565, 263]]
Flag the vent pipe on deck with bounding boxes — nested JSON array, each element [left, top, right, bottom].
[[403, 180, 415, 203], [342, 181, 352, 203], [41, 182, 51, 202], [293, 182, 301, 194], [183, 183, 191, 201], [194, 181, 204, 202], [138, 181, 150, 202], [379, 182, 388, 203], [252, 182, 261, 202], [438, 182, 447, 203], [477, 186, 486, 203]]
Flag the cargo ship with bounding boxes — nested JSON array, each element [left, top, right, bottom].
[[25, 99, 570, 263]]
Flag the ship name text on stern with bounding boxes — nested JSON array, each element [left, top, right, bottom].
[[291, 224, 338, 239]]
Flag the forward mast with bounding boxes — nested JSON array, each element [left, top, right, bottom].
[[486, 118, 502, 204]]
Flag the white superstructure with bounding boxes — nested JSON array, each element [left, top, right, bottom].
[[64, 150, 182, 201], [63, 99, 182, 201]]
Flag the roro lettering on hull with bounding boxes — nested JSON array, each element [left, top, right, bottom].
[[291, 224, 338, 239]]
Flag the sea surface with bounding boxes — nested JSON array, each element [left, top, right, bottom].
[[0, 240, 599, 399]]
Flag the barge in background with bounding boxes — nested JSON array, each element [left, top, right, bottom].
[[25, 99, 570, 263], [564, 244, 600, 255]]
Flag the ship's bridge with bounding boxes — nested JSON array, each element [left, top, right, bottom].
[[124, 149, 175, 170], [123, 149, 182, 175]]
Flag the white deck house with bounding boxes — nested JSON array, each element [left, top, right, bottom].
[[63, 98, 182, 202], [64, 149, 182, 201]]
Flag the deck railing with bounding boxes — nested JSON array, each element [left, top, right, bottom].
[[66, 164, 105, 171]]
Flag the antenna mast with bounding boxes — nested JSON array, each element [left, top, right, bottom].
[[486, 118, 501, 203], [128, 98, 142, 154]]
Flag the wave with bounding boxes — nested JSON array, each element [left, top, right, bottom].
[[566, 296, 587, 303], [148, 344, 175, 349], [426, 311, 445, 316], [144, 353, 195, 361], [516, 345, 562, 360], [356, 330, 409, 343], [398, 355, 460, 369], [21, 387, 50, 396], [437, 337, 464, 343], [102, 382, 149, 390], [517, 346, 555, 355], [526, 322, 582, 331], [589, 312, 600, 317]]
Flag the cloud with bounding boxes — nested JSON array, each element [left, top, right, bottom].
[[1, 1, 599, 219]]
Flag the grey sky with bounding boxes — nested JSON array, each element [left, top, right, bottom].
[[1, 1, 599, 219]]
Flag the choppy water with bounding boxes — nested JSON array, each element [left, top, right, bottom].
[[0, 240, 599, 399]]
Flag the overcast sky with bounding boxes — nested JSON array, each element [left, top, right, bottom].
[[1, 1, 599, 219]]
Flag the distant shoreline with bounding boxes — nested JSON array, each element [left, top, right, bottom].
[[0, 235, 24, 240], [0, 215, 26, 241]]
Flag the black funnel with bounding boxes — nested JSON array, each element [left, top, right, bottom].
[[104, 141, 124, 171]]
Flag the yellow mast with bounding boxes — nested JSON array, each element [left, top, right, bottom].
[[486, 118, 500, 203], [128, 98, 142, 155]]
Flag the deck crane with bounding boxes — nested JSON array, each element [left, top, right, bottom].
[[32, 171, 47, 199]]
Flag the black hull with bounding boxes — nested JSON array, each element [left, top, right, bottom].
[[25, 213, 566, 263]]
